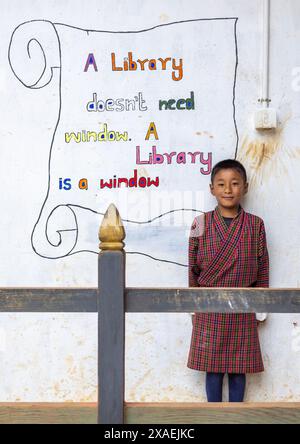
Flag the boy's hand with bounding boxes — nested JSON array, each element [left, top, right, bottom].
[[256, 313, 267, 326]]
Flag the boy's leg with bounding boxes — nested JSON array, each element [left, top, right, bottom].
[[205, 372, 224, 402], [228, 373, 246, 402]]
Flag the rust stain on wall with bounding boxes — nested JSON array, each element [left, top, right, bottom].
[[237, 116, 300, 188]]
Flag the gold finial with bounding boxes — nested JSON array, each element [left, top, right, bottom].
[[99, 204, 125, 251]]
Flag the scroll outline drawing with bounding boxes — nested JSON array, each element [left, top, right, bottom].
[[8, 17, 239, 266]]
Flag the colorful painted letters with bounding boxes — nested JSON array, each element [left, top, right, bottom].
[[111, 52, 183, 81]]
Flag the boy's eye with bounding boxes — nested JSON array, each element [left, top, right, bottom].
[[217, 182, 239, 186]]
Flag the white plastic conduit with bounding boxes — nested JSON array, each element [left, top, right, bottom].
[[261, 0, 271, 108]]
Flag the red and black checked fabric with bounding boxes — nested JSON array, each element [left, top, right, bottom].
[[187, 205, 269, 374]]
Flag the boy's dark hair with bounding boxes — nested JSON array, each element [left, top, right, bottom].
[[211, 159, 247, 184]]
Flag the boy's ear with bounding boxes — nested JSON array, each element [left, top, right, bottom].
[[209, 183, 215, 195], [244, 182, 249, 194]]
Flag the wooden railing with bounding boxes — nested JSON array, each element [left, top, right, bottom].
[[0, 203, 300, 424]]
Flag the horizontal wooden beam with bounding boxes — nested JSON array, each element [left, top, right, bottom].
[[0, 288, 97, 312], [126, 288, 300, 313], [125, 402, 300, 424], [0, 403, 97, 424], [0, 402, 299, 424], [0, 288, 300, 313]]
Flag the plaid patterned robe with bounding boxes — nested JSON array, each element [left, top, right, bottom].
[[187, 205, 269, 373]]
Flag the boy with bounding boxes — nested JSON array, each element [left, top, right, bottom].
[[187, 159, 269, 402]]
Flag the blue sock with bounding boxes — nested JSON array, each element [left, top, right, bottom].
[[228, 373, 246, 402], [205, 372, 224, 402]]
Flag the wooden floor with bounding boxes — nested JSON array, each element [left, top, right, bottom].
[[0, 402, 300, 424]]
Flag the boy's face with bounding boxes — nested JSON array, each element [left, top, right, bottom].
[[209, 168, 248, 212]]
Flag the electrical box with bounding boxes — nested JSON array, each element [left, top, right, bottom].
[[254, 108, 277, 129]]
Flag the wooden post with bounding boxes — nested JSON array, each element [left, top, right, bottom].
[[98, 204, 126, 424]]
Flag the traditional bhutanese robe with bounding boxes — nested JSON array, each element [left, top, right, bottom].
[[187, 205, 269, 374]]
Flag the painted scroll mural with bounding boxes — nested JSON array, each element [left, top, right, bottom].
[[9, 18, 238, 266]]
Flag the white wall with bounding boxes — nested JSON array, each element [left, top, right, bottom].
[[0, 0, 299, 402]]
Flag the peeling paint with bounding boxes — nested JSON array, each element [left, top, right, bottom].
[[129, 369, 153, 400], [135, 329, 151, 335], [159, 13, 169, 22], [137, 167, 149, 178], [196, 130, 214, 138]]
